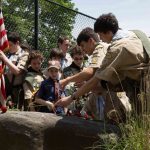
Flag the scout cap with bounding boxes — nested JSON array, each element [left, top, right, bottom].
[[48, 60, 61, 70]]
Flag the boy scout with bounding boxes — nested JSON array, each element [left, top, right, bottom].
[[56, 13, 149, 117], [0, 32, 29, 109], [23, 50, 45, 111]]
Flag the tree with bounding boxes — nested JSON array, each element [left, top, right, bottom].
[[2, 0, 77, 67]]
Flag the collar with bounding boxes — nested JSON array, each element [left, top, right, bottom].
[[112, 30, 131, 41]]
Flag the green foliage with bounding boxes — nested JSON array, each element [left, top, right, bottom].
[[2, 0, 77, 67], [91, 117, 150, 150]]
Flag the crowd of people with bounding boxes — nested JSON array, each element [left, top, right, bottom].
[[0, 12, 150, 124]]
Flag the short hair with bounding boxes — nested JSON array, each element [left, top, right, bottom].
[[28, 50, 43, 65], [8, 32, 21, 44], [57, 36, 69, 44], [77, 27, 99, 46], [49, 48, 64, 59], [94, 13, 119, 34], [70, 45, 83, 58]]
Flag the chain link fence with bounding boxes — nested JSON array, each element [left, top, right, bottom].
[[2, 0, 96, 68]]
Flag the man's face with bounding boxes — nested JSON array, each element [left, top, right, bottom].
[[59, 40, 70, 54], [79, 39, 94, 56]]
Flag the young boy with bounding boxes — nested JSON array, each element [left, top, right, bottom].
[[35, 60, 65, 114], [0, 32, 29, 110], [43, 48, 64, 79], [23, 50, 45, 111]]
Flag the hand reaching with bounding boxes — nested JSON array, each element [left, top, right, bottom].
[[55, 96, 73, 107]]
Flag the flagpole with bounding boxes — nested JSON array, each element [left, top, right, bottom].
[[0, 0, 1, 9]]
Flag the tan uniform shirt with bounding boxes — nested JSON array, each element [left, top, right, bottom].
[[89, 42, 109, 68], [23, 73, 44, 99], [95, 32, 147, 85], [5, 48, 29, 86]]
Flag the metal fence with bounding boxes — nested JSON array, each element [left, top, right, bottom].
[[2, 0, 96, 68]]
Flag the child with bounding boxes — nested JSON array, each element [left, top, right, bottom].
[[23, 50, 45, 111], [43, 48, 64, 79], [35, 60, 65, 114], [1, 32, 29, 110], [62, 45, 86, 114]]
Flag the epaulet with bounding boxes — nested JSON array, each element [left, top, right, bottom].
[[95, 43, 103, 50]]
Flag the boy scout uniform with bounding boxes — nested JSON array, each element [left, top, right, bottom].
[[80, 42, 131, 122], [5, 48, 29, 108], [23, 71, 45, 110], [95, 31, 148, 115], [89, 42, 108, 68]]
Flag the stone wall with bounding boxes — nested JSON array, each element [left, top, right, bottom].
[[0, 111, 121, 150]]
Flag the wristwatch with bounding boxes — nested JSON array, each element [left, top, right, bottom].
[[71, 93, 77, 100]]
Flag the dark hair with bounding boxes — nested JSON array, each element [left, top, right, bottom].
[[8, 32, 21, 44], [70, 45, 83, 58], [27, 50, 43, 65], [77, 27, 99, 46], [49, 48, 64, 59], [57, 36, 69, 45], [94, 13, 119, 34]]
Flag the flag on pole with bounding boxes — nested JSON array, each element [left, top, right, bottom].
[[0, 9, 9, 51], [0, 8, 9, 110]]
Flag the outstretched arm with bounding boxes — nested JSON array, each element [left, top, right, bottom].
[[55, 76, 100, 107], [61, 67, 96, 88]]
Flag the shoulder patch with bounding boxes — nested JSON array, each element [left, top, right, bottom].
[[91, 57, 98, 64]]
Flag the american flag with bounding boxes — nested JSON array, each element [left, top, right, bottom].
[[0, 9, 9, 102]]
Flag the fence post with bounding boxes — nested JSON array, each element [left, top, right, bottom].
[[34, 0, 38, 50]]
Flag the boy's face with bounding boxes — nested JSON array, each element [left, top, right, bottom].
[[30, 58, 42, 72], [48, 67, 59, 80], [79, 38, 94, 56], [73, 54, 84, 67], [8, 41, 18, 52]]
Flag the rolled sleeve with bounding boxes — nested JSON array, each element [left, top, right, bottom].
[[89, 43, 108, 68]]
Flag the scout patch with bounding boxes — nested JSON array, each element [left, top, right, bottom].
[[105, 52, 112, 59], [91, 57, 98, 64]]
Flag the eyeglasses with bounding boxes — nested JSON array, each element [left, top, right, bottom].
[[74, 57, 84, 61]]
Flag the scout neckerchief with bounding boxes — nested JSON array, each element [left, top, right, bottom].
[[54, 79, 60, 101]]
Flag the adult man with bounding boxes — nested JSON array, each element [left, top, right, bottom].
[[56, 13, 149, 116], [57, 36, 72, 69]]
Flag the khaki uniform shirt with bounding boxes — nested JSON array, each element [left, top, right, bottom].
[[5, 48, 29, 86], [23, 72, 44, 99], [89, 42, 109, 68], [95, 32, 147, 85]]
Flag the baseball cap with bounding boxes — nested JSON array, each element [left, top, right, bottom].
[[48, 60, 61, 70]]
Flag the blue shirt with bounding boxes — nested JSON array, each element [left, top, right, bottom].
[[37, 78, 65, 113], [37, 78, 64, 101]]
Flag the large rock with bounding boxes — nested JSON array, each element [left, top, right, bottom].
[[0, 111, 121, 150]]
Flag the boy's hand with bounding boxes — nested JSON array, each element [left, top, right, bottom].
[[46, 101, 55, 112]]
